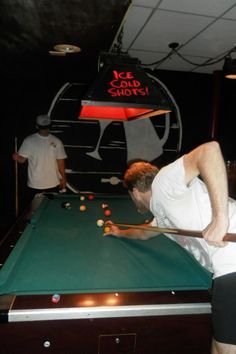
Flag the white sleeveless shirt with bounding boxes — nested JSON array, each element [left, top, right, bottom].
[[150, 156, 236, 278]]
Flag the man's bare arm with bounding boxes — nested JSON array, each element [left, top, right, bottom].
[[183, 141, 228, 246], [57, 159, 67, 189]]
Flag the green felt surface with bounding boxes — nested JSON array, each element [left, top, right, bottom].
[[0, 195, 212, 295]]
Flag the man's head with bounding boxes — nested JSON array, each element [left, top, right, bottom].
[[123, 161, 158, 192], [36, 115, 51, 131], [123, 161, 159, 214]]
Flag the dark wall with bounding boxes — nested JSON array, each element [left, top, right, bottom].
[[1, 68, 235, 237], [154, 69, 213, 153], [217, 76, 236, 160], [153, 69, 236, 159]]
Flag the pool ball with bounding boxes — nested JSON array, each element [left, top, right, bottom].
[[88, 195, 94, 200], [104, 209, 111, 217], [101, 203, 108, 209], [61, 202, 71, 209], [79, 205, 86, 211], [97, 219, 104, 227], [104, 226, 111, 234], [51, 293, 60, 303], [80, 196, 85, 201]]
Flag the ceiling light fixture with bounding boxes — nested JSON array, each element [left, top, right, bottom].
[[49, 44, 81, 56], [79, 52, 173, 121], [53, 44, 81, 53]]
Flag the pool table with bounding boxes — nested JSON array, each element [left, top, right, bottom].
[[0, 193, 212, 354]]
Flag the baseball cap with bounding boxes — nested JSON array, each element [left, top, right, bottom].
[[36, 114, 51, 127]]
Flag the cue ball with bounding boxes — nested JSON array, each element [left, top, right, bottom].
[[97, 219, 104, 227], [51, 294, 60, 303], [80, 196, 85, 201], [79, 205, 86, 211], [104, 209, 111, 217], [61, 202, 71, 209]]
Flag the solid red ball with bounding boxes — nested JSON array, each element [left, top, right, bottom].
[[88, 195, 94, 200], [104, 209, 111, 216]]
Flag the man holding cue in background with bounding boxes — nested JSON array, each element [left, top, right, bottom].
[[13, 114, 67, 206], [104, 141, 236, 354]]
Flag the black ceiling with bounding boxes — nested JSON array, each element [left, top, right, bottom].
[[0, 0, 131, 81]]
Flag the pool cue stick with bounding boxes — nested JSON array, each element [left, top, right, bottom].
[[66, 181, 94, 195], [66, 181, 80, 194], [14, 137, 19, 217], [112, 223, 236, 243]]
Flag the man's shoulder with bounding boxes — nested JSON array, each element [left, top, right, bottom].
[[152, 156, 186, 193], [22, 133, 38, 143], [49, 134, 62, 142], [158, 156, 184, 177]]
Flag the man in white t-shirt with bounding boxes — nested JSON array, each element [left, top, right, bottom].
[[104, 141, 236, 354], [13, 114, 67, 201]]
